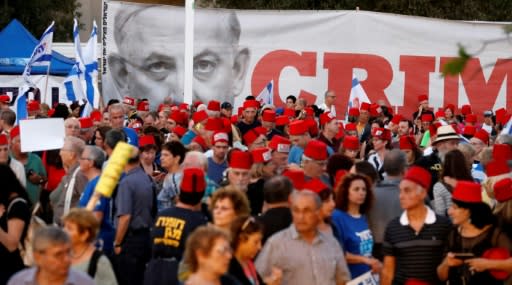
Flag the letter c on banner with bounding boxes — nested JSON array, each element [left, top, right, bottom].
[[251, 50, 317, 107]]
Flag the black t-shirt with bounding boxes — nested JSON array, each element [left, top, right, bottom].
[[236, 120, 261, 136], [256, 207, 292, 244], [414, 150, 442, 200], [151, 207, 207, 260], [0, 197, 30, 283], [247, 179, 265, 216]]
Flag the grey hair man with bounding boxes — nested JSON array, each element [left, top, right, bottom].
[[256, 190, 351, 285], [51, 136, 88, 225], [107, 5, 250, 107], [367, 149, 407, 260], [8, 226, 95, 285]]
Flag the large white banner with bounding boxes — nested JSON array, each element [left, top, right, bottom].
[[102, 1, 512, 118]]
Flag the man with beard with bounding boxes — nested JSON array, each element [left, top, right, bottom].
[[226, 150, 252, 192]]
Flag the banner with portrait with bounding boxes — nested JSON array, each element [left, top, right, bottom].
[[102, 1, 512, 117]]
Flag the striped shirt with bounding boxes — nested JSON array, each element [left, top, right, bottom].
[[255, 224, 351, 285], [382, 206, 451, 285]]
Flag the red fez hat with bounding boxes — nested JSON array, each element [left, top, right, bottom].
[[251, 147, 272, 163], [399, 135, 416, 150], [231, 114, 239, 124], [390, 114, 402, 125], [137, 101, 149, 112], [180, 168, 206, 193], [282, 168, 305, 190], [10, 126, 20, 139], [463, 125, 476, 137], [403, 166, 431, 190], [429, 122, 442, 137], [123, 97, 135, 106], [207, 100, 221, 111], [319, 112, 335, 126], [335, 170, 348, 188], [172, 126, 187, 138], [445, 104, 455, 114], [169, 111, 187, 126], [27, 100, 39, 112], [90, 110, 102, 122], [303, 178, 329, 194], [473, 129, 489, 145], [345, 123, 357, 132], [305, 118, 318, 137], [465, 114, 477, 124], [275, 115, 289, 126], [493, 144, 512, 162], [452, 181, 482, 203], [421, 114, 434, 122], [417, 94, 428, 103], [405, 279, 430, 285], [482, 248, 511, 280], [348, 108, 360, 117], [304, 107, 315, 117], [360, 102, 371, 111], [289, 120, 308, 136], [335, 122, 345, 140], [461, 104, 472, 116], [495, 108, 509, 125], [79, 117, 93, 129], [157, 104, 167, 112], [0, 134, 7, 145], [230, 151, 252, 169], [486, 159, 510, 177], [304, 139, 328, 161], [494, 178, 512, 203], [369, 103, 380, 117], [283, 108, 295, 118], [243, 100, 259, 110], [243, 127, 266, 146], [0, 94, 10, 103], [261, 110, 276, 122], [192, 110, 208, 124], [178, 103, 189, 111], [139, 135, 156, 148], [343, 136, 359, 150], [212, 131, 229, 145], [372, 128, 391, 141], [47, 109, 55, 117], [435, 109, 445, 118], [193, 101, 203, 109], [204, 117, 223, 131], [268, 135, 291, 153], [221, 118, 232, 133], [192, 135, 207, 151]]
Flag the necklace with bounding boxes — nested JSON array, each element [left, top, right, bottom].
[[72, 245, 90, 260]]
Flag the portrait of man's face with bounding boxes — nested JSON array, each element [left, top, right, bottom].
[[108, 5, 250, 108]]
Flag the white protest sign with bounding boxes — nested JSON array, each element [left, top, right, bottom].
[[20, 118, 65, 152], [347, 271, 379, 285]]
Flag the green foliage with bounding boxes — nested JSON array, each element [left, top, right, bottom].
[[202, 0, 512, 21], [0, 0, 81, 41], [442, 45, 471, 76]]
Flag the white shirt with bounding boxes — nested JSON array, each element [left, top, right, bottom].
[[10, 157, 26, 187], [318, 103, 336, 117]]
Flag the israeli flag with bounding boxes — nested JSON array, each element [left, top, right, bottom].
[[346, 76, 371, 120], [14, 93, 27, 124], [256, 80, 273, 106], [82, 21, 99, 111], [23, 22, 55, 86]]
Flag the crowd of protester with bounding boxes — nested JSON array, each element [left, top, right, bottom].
[[0, 91, 511, 285]]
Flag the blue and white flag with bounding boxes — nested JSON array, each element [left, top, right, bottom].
[[23, 21, 55, 86], [14, 93, 27, 124], [256, 80, 273, 106], [64, 19, 99, 117], [346, 75, 371, 120]]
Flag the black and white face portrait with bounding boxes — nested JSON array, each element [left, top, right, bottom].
[[106, 4, 250, 108]]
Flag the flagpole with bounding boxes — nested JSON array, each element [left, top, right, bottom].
[[42, 59, 52, 105], [183, 0, 195, 105]]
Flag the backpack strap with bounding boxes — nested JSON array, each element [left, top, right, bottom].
[[87, 249, 103, 278], [7, 197, 27, 214]]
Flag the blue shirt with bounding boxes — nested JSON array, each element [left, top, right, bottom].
[[332, 209, 373, 278], [123, 127, 139, 147], [288, 145, 304, 165], [78, 176, 115, 254], [207, 157, 227, 185]]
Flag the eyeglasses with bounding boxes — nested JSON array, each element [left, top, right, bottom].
[[213, 205, 234, 212], [79, 157, 92, 161], [65, 125, 80, 130], [214, 244, 233, 256], [313, 160, 327, 166]]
